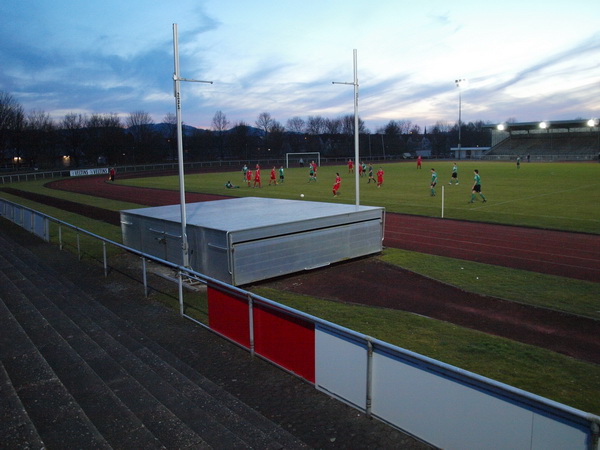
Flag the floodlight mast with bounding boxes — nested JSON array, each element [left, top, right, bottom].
[[455, 78, 467, 157], [333, 49, 360, 207], [172, 23, 213, 268]]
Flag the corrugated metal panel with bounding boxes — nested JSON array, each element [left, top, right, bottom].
[[232, 220, 382, 285]]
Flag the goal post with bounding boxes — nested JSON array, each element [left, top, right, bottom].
[[285, 152, 321, 169]]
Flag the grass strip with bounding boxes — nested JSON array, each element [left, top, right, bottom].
[[379, 248, 600, 320], [252, 286, 600, 415]]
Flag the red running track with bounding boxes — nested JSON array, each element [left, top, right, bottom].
[[48, 175, 600, 283], [384, 214, 600, 283]]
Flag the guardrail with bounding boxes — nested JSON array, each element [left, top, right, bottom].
[[482, 154, 598, 161], [1, 197, 598, 450], [0, 156, 405, 185]]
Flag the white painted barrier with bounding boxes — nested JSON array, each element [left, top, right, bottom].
[[315, 324, 599, 450]]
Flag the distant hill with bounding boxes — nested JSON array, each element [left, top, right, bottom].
[[144, 123, 266, 138]]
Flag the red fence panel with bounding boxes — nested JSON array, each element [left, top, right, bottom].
[[207, 286, 250, 348], [254, 304, 315, 383]]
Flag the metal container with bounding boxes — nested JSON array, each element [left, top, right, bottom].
[[121, 197, 384, 286]]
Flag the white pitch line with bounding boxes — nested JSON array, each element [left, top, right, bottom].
[[467, 184, 600, 220]]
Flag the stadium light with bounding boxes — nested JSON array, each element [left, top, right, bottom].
[[173, 23, 213, 269], [539, 121, 548, 129], [589, 118, 600, 154], [497, 123, 506, 131], [455, 79, 467, 157], [333, 49, 360, 207]]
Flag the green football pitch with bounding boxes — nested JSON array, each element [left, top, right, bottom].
[[118, 161, 600, 234]]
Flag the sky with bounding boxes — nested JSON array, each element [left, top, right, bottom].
[[1, 0, 599, 132]]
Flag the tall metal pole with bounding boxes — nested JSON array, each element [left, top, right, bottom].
[[172, 23, 212, 268], [333, 49, 360, 206], [353, 49, 359, 207], [455, 79, 466, 159], [458, 88, 462, 156], [172, 24, 188, 268]]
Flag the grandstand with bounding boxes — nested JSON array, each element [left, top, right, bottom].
[[483, 119, 600, 161]]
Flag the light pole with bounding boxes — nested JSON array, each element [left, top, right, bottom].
[[455, 79, 467, 159], [172, 23, 212, 268], [588, 118, 600, 160], [333, 49, 360, 207]]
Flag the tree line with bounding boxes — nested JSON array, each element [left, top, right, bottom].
[[0, 91, 491, 169]]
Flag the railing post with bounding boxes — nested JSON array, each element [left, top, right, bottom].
[[59, 225, 63, 250], [248, 293, 255, 358], [103, 242, 108, 277], [76, 231, 81, 260], [366, 339, 373, 418], [591, 421, 599, 450], [178, 270, 184, 316], [44, 217, 49, 242], [141, 256, 148, 297]]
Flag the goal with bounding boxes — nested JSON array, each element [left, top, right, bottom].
[[285, 152, 320, 169]]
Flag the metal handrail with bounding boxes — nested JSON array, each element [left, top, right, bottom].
[[1, 196, 598, 448]]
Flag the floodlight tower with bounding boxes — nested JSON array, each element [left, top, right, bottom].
[[455, 79, 467, 158], [333, 49, 360, 206], [588, 118, 600, 154], [172, 23, 213, 268]]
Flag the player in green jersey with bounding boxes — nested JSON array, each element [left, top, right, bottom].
[[469, 169, 487, 203], [449, 162, 458, 185], [430, 168, 438, 196]]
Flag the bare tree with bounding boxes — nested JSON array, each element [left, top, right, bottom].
[[324, 117, 342, 135], [212, 110, 230, 159], [0, 91, 25, 164], [397, 120, 412, 135], [127, 110, 156, 163], [286, 116, 305, 134], [85, 113, 124, 164], [286, 116, 305, 152], [230, 120, 252, 160], [340, 114, 366, 135], [212, 110, 230, 133], [431, 121, 451, 133], [268, 120, 285, 155], [24, 110, 55, 167], [255, 112, 273, 136], [383, 120, 401, 137], [306, 115, 325, 135], [409, 124, 422, 135], [61, 113, 87, 167]]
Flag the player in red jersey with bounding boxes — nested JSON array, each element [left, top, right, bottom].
[[269, 166, 277, 186], [332, 172, 341, 197], [311, 160, 318, 181], [246, 169, 252, 187], [347, 159, 354, 173], [253, 165, 261, 188], [376, 167, 384, 188]]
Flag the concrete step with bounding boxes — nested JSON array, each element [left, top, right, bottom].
[[0, 291, 110, 449], [0, 230, 306, 449]]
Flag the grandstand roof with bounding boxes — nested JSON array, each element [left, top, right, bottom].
[[485, 119, 599, 133]]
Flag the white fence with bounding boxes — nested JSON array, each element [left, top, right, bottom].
[[1, 197, 598, 450]]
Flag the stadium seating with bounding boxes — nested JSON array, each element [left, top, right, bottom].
[[484, 131, 600, 161]]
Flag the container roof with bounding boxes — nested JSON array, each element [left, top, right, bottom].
[[121, 197, 383, 232]]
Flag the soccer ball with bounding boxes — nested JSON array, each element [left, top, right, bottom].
[[300, 194, 305, 198]]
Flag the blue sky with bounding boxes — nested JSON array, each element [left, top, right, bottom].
[[1, 0, 599, 132]]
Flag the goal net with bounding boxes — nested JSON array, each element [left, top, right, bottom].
[[285, 152, 321, 169]]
